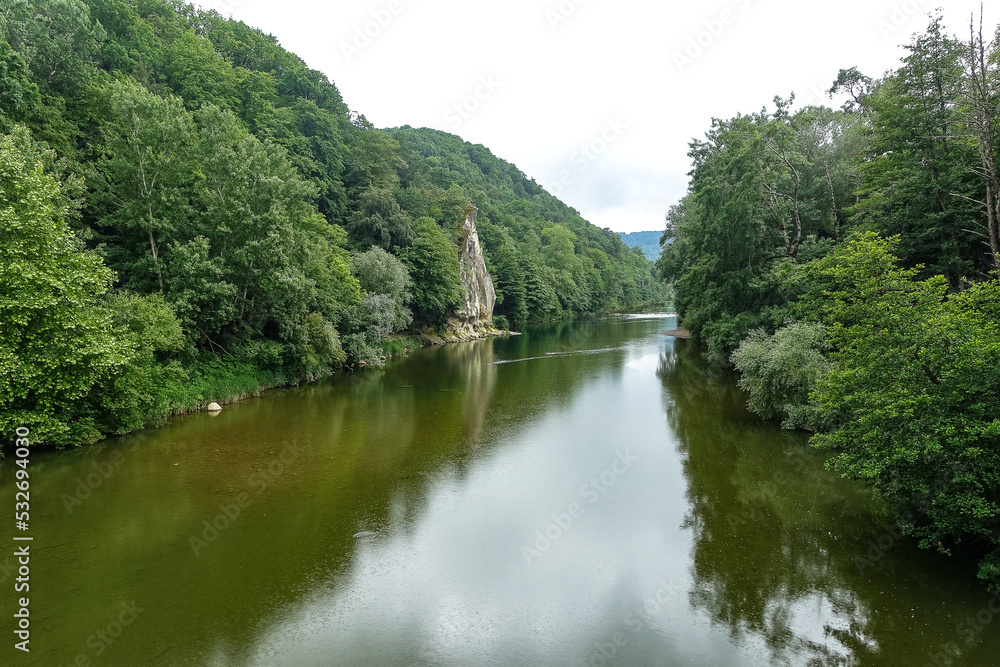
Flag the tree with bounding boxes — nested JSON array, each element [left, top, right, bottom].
[[398, 216, 464, 326], [345, 129, 404, 190], [809, 233, 1000, 586], [343, 247, 412, 363], [161, 30, 241, 111], [188, 103, 320, 347], [731, 321, 831, 430], [957, 16, 1000, 275], [346, 186, 414, 250], [0, 0, 106, 97], [851, 16, 984, 284], [0, 41, 40, 131], [90, 78, 195, 293], [92, 290, 186, 434], [0, 127, 126, 446]]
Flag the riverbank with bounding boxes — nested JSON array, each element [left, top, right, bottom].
[[16, 326, 523, 452], [171, 328, 521, 415]]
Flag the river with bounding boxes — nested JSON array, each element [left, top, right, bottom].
[[6, 312, 999, 666]]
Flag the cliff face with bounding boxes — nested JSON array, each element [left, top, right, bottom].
[[441, 206, 497, 340]]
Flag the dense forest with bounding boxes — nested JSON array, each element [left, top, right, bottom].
[[659, 15, 1000, 586], [0, 0, 662, 449]]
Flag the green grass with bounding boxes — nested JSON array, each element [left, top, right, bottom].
[[379, 334, 423, 359]]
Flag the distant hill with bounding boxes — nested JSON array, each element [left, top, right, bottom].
[[619, 231, 666, 261]]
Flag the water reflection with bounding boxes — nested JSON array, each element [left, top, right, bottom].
[[9, 315, 1000, 667], [658, 340, 997, 667]]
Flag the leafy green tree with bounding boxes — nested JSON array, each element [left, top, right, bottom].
[[0, 41, 40, 131], [161, 30, 241, 111], [345, 130, 404, 190], [398, 216, 464, 326], [351, 246, 412, 309], [292, 214, 360, 328], [92, 290, 186, 434], [808, 233, 1000, 585], [957, 19, 1000, 275], [161, 235, 236, 346], [479, 219, 528, 323], [0, 126, 126, 446], [90, 78, 195, 293], [188, 103, 320, 347], [343, 247, 413, 363], [662, 100, 862, 359], [0, 0, 106, 97], [297, 311, 345, 376], [851, 16, 984, 284], [520, 252, 559, 320], [346, 186, 414, 250]]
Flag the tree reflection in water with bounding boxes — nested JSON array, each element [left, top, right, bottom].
[[658, 339, 883, 666]]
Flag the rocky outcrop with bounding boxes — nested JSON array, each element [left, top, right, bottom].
[[419, 205, 520, 345], [439, 206, 499, 340]]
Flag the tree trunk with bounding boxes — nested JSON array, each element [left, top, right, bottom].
[[963, 17, 1000, 276], [824, 160, 842, 243]]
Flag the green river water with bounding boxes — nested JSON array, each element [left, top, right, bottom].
[[3, 313, 999, 666]]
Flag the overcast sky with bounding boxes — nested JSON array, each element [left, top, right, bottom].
[[196, 0, 998, 234]]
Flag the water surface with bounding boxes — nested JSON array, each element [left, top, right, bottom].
[[5, 314, 998, 666]]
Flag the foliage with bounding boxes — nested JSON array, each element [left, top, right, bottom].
[[660, 100, 859, 358], [0, 0, 107, 97], [398, 216, 464, 326], [849, 15, 985, 284], [92, 290, 187, 434], [731, 321, 831, 430], [0, 127, 124, 445], [661, 16, 1000, 586], [808, 234, 1000, 583], [344, 248, 412, 364]]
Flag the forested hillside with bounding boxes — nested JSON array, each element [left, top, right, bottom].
[[659, 15, 1000, 586], [0, 0, 662, 448], [619, 231, 663, 261]]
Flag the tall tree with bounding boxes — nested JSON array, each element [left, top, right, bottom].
[[91, 78, 195, 293], [852, 16, 984, 283], [0, 0, 106, 97], [398, 216, 464, 326], [958, 15, 1000, 275]]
